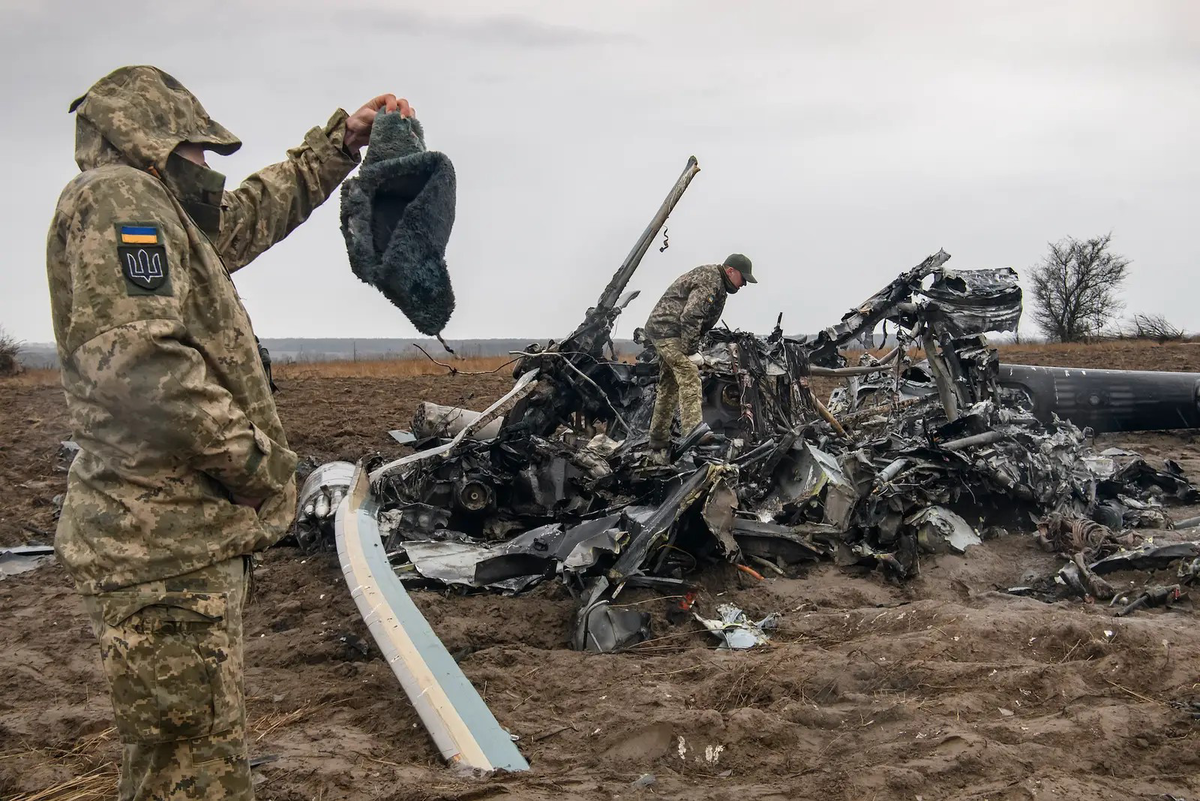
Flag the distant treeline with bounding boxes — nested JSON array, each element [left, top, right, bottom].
[[262, 338, 641, 364], [18, 338, 641, 369], [14, 328, 1043, 370]]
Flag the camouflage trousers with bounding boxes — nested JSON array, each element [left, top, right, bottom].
[[649, 337, 703, 449], [82, 557, 253, 801]]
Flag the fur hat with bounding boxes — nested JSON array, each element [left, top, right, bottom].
[[340, 112, 456, 335]]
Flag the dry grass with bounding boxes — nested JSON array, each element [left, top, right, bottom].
[[711, 653, 799, 713], [249, 701, 327, 743], [5, 368, 61, 386], [998, 338, 1199, 356], [3, 728, 118, 801], [3, 701, 329, 801], [845, 338, 1200, 363], [15, 338, 1199, 387], [8, 765, 117, 801], [9, 357, 523, 384], [273, 354, 519, 379]]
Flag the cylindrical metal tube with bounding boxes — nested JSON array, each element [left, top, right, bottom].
[[812, 395, 847, 437], [878, 458, 910, 484], [297, 461, 356, 521], [593, 156, 701, 314], [809, 347, 900, 377], [941, 431, 1005, 452]]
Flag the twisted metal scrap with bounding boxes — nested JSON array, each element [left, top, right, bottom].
[[1036, 515, 1139, 561]]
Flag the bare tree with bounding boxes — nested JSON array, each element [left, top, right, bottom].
[[1027, 234, 1130, 342], [1127, 313, 1185, 343], [0, 326, 22, 377]]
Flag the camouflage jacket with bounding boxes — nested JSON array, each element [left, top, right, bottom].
[[644, 264, 729, 354], [46, 66, 359, 594]]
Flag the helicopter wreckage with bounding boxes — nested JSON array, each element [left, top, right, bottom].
[[286, 159, 1200, 669]]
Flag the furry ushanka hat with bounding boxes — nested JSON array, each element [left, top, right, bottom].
[[340, 111, 456, 336]]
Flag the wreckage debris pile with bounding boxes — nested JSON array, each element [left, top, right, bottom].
[[295, 342, 1200, 648], [293, 252, 1200, 651]]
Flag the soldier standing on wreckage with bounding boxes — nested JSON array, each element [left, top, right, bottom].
[[44, 65, 413, 800], [643, 254, 757, 463]]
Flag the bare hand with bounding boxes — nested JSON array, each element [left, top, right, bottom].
[[345, 94, 414, 151]]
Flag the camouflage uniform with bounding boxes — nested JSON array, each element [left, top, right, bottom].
[[82, 558, 250, 800], [643, 265, 731, 448], [45, 66, 360, 800]]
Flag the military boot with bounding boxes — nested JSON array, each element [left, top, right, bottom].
[[646, 440, 671, 466]]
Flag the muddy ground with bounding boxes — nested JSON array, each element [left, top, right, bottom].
[[3, 341, 1200, 800]]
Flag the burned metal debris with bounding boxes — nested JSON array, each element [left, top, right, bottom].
[[294, 461, 355, 552], [694, 603, 779, 650], [305, 157, 1200, 657], [0, 545, 55, 580], [1008, 517, 1200, 610]]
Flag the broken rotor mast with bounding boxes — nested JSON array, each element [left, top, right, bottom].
[[501, 156, 703, 439]]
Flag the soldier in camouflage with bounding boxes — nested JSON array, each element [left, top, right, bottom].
[[45, 65, 412, 800], [643, 254, 756, 462]]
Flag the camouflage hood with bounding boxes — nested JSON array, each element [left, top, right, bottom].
[[70, 65, 241, 173]]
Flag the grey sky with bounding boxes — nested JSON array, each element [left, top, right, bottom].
[[3, 1, 1197, 344]]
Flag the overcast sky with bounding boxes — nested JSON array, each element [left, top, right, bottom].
[[3, 0, 1197, 344]]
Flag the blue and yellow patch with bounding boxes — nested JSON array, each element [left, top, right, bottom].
[[114, 222, 170, 296], [119, 225, 159, 245]]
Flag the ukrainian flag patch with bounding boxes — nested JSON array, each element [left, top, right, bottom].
[[120, 225, 159, 245], [115, 222, 170, 296]]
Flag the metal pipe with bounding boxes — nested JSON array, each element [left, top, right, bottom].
[[941, 431, 1005, 452], [841, 396, 930, 425], [921, 330, 960, 422], [812, 395, 847, 437], [735, 438, 778, 466], [809, 346, 901, 377], [591, 156, 701, 316], [747, 554, 787, 577], [878, 458, 910, 484]]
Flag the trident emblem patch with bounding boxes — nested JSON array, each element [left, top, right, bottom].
[[116, 224, 170, 295]]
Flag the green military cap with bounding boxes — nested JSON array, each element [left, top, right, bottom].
[[724, 253, 756, 283]]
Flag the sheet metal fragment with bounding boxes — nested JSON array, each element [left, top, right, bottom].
[[0, 545, 55, 579], [693, 603, 779, 650]]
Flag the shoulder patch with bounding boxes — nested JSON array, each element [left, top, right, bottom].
[[115, 223, 171, 296]]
